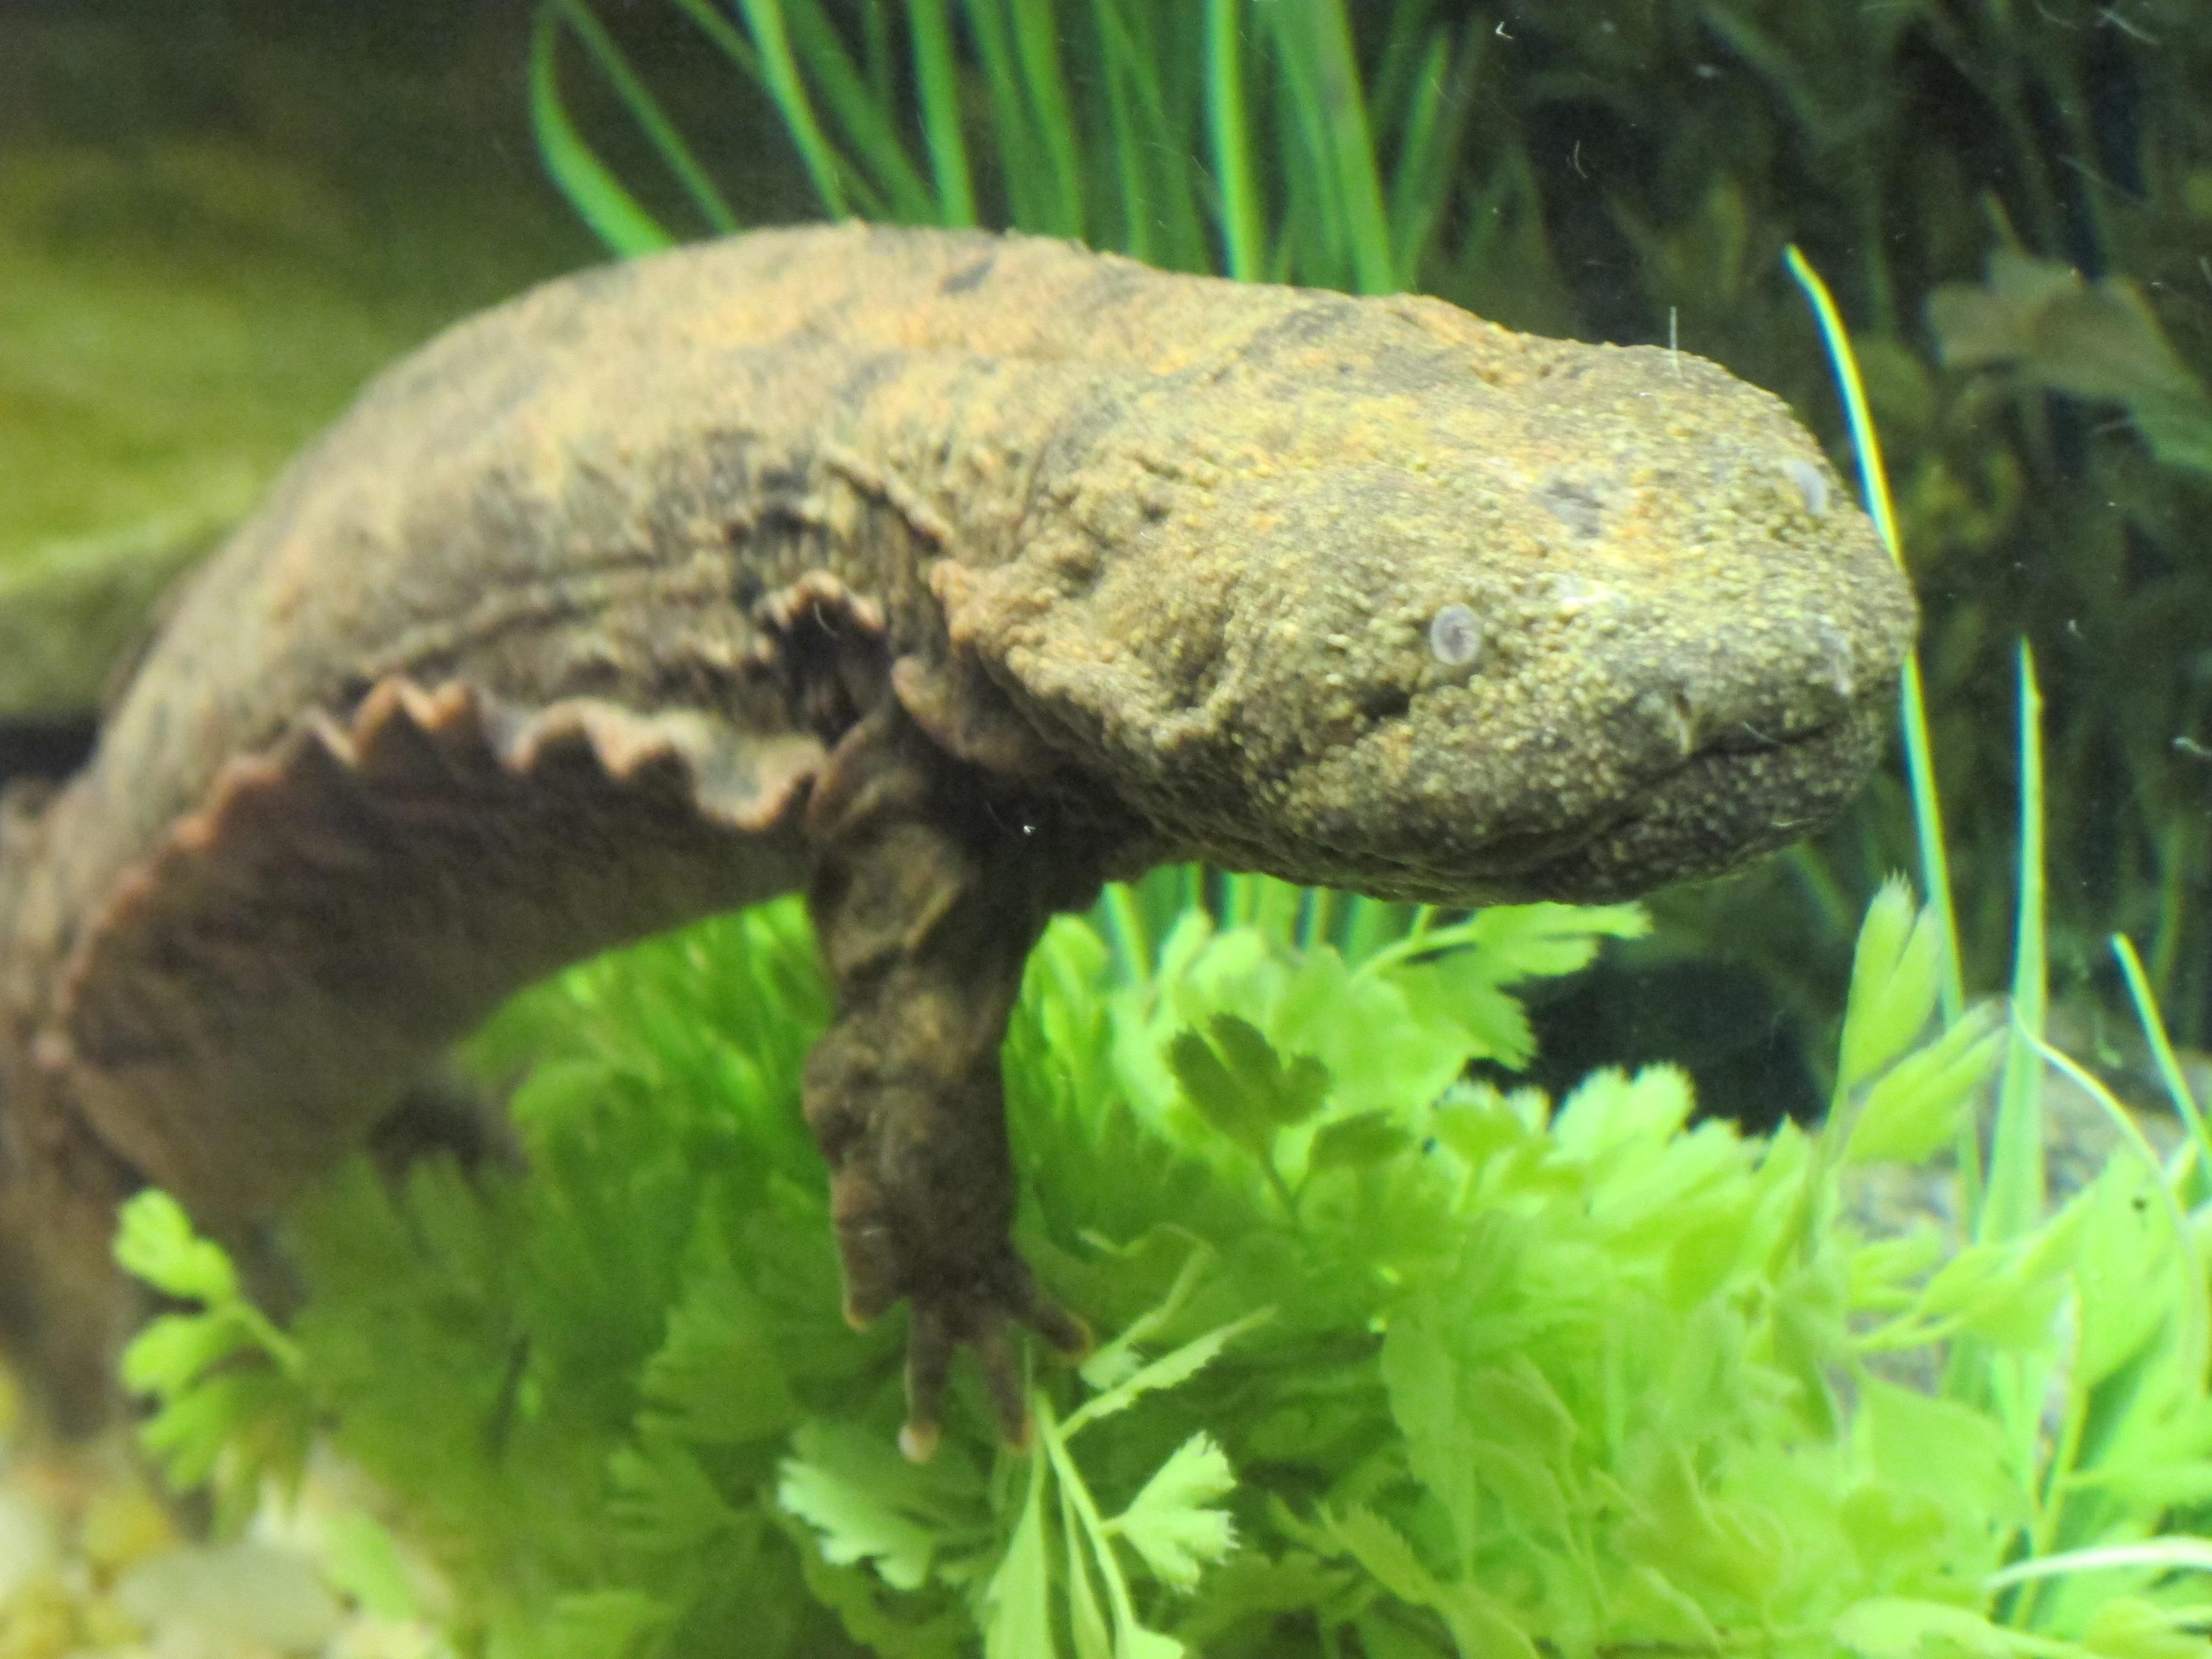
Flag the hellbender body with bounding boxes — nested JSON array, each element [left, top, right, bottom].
[[0, 224, 1914, 1447]]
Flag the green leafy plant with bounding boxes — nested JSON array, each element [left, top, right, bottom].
[[119, 845, 2212, 1654]]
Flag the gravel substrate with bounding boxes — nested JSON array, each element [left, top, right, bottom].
[[0, 1390, 446, 1659]]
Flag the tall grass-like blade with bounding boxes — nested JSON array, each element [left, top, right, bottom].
[[665, 0, 765, 80], [910, 0, 977, 224], [554, 0, 738, 236], [1251, 876, 1303, 947], [1299, 886, 1338, 953], [1118, 0, 1206, 268], [781, 0, 938, 220], [1784, 248, 1963, 1029], [860, 0, 895, 109], [1091, 0, 1158, 260], [1218, 871, 1256, 930], [1366, 0, 1444, 144], [1008, 0, 1088, 239], [1383, 33, 1450, 267], [2113, 934, 2212, 1191], [1264, 13, 1348, 287], [1386, 27, 1481, 285], [2148, 816, 2188, 998], [1204, 0, 1264, 280], [1270, 0, 1396, 293], [964, 0, 1054, 232], [1982, 643, 2046, 1247], [1970, 646, 2049, 1496], [529, 3, 677, 256], [730, 0, 853, 216], [1091, 0, 1207, 272], [666, 0, 894, 216], [1097, 885, 1153, 989], [1344, 897, 1415, 966]]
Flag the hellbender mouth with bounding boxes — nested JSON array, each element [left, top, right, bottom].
[[1314, 698, 1890, 908], [1509, 703, 1891, 905]]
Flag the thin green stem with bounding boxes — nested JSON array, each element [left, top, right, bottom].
[[782, 0, 937, 220], [529, 3, 675, 256], [1284, 0, 1396, 293], [1101, 883, 1153, 988], [1352, 915, 1481, 978], [1205, 0, 1263, 280], [860, 0, 894, 109], [1034, 1395, 1146, 1638], [1982, 645, 2047, 1248], [560, 0, 739, 233], [1783, 247, 1962, 1028], [964, 0, 1048, 232], [910, 0, 976, 224], [665, 0, 764, 79], [1300, 886, 1338, 953], [731, 0, 851, 216], [1384, 29, 1452, 281], [1009, 0, 1086, 238], [1253, 876, 1302, 945], [1093, 0, 1155, 260], [2113, 933, 2212, 1195]]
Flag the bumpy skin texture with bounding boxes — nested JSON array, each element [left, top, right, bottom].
[[0, 224, 1914, 1446]]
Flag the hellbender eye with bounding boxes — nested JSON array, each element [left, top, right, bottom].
[[1429, 603, 1482, 668]]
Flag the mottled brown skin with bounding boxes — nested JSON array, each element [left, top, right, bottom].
[[0, 224, 1914, 1449]]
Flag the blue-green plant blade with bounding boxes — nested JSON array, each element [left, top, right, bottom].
[[668, 0, 898, 217], [1261, 12, 1347, 287], [730, 0, 852, 216], [1008, 0, 1087, 239], [962, 0, 1053, 232], [665, 0, 765, 79], [781, 0, 937, 221], [1386, 27, 1481, 284], [1129, 1, 1212, 272], [1265, 0, 1395, 293], [1785, 246, 1961, 1028], [1982, 643, 2047, 1247], [529, 2, 677, 256], [1091, 0, 1157, 260], [859, 0, 895, 109], [2113, 933, 2212, 1196], [909, 0, 977, 224], [1204, 0, 1264, 280], [1364, 0, 1443, 133], [557, 0, 738, 235]]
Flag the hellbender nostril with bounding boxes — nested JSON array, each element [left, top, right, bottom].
[[1814, 618, 1856, 703], [1780, 457, 1830, 517], [1632, 686, 1698, 756]]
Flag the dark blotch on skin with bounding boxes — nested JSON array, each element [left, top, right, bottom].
[[1537, 475, 1607, 539], [940, 255, 995, 295]]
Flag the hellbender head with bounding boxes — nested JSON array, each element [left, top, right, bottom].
[[939, 291, 1917, 904]]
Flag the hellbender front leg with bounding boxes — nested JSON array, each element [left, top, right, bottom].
[[801, 699, 1097, 1461]]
